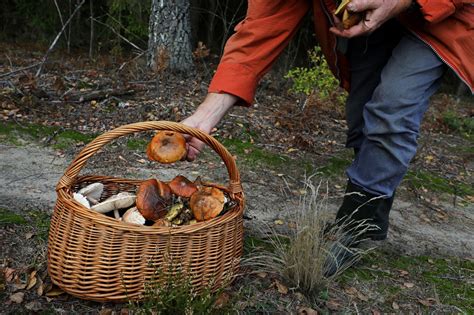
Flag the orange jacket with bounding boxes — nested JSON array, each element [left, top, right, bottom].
[[209, 0, 474, 105]]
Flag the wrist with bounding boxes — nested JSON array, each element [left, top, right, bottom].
[[193, 93, 237, 130]]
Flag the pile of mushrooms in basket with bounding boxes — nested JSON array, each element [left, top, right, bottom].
[[73, 131, 236, 226]]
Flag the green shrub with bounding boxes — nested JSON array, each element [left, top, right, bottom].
[[131, 259, 232, 314], [285, 46, 346, 104]]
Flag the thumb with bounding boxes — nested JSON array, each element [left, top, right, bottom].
[[347, 0, 378, 12]]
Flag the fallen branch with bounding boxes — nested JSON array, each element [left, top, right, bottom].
[[0, 63, 41, 78], [35, 0, 86, 77], [65, 88, 136, 102]]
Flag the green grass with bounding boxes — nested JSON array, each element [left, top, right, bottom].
[[405, 169, 474, 196], [0, 208, 27, 225], [218, 137, 314, 174], [0, 121, 96, 149], [126, 138, 148, 151], [341, 250, 474, 313], [27, 210, 51, 241], [442, 111, 474, 140], [316, 156, 352, 177]]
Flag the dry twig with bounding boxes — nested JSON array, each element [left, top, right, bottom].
[[35, 0, 86, 77]]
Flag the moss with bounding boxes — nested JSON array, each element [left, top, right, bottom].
[[27, 210, 51, 241], [0, 121, 96, 149], [243, 235, 274, 256], [126, 138, 148, 151], [220, 138, 287, 168], [316, 156, 351, 177], [442, 110, 474, 140], [405, 170, 474, 196], [0, 208, 27, 225], [349, 250, 474, 313]]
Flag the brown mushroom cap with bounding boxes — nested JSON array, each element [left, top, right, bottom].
[[147, 131, 187, 164], [168, 175, 198, 198], [190, 187, 225, 221], [136, 179, 171, 220]]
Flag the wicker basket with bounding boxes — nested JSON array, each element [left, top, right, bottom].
[[47, 121, 244, 302]]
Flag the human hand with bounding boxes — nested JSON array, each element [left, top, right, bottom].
[[180, 93, 237, 161], [330, 0, 412, 38]]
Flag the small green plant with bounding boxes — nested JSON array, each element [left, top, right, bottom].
[[132, 259, 232, 314], [285, 46, 346, 104]]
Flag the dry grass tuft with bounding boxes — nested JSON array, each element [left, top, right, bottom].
[[244, 178, 373, 298]]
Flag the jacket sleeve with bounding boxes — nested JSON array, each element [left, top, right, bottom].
[[208, 0, 310, 106], [416, 0, 473, 23]]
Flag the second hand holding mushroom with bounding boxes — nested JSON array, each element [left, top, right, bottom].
[[330, 0, 413, 38], [181, 92, 238, 161]]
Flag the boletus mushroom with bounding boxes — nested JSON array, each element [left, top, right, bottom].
[[335, 0, 362, 29], [190, 187, 225, 221], [146, 131, 187, 163], [136, 179, 172, 220], [168, 175, 198, 198]]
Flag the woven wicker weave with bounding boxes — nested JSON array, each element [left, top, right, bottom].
[[47, 121, 244, 302]]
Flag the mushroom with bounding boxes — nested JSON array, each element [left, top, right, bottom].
[[146, 131, 187, 163], [136, 179, 171, 221], [190, 187, 225, 221], [122, 207, 146, 225], [165, 203, 184, 222], [91, 192, 136, 214], [73, 193, 91, 208], [168, 175, 198, 198], [78, 182, 104, 205], [334, 0, 362, 29]]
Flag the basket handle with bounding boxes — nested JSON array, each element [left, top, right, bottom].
[[56, 121, 242, 194]]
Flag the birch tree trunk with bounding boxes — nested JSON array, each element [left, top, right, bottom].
[[147, 0, 194, 72]]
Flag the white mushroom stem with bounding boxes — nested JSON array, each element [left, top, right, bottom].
[[91, 192, 136, 214], [113, 209, 120, 219], [87, 196, 99, 205]]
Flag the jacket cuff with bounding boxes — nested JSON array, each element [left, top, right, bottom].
[[208, 63, 257, 107]]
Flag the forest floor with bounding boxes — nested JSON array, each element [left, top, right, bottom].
[[0, 44, 473, 314]]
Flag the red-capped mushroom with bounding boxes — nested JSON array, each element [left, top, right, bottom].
[[168, 175, 198, 198], [146, 131, 187, 163], [190, 187, 225, 221], [136, 179, 171, 220]]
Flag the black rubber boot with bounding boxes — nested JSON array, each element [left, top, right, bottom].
[[365, 193, 394, 240], [324, 181, 385, 277]]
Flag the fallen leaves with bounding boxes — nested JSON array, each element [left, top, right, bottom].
[[297, 306, 318, 315], [9, 292, 24, 303], [274, 280, 289, 295], [418, 298, 437, 307], [392, 301, 400, 310], [403, 282, 415, 289]]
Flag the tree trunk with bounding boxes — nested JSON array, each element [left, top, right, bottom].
[[147, 0, 194, 72]]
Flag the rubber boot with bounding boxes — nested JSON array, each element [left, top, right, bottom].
[[324, 180, 385, 277], [365, 193, 394, 240]]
